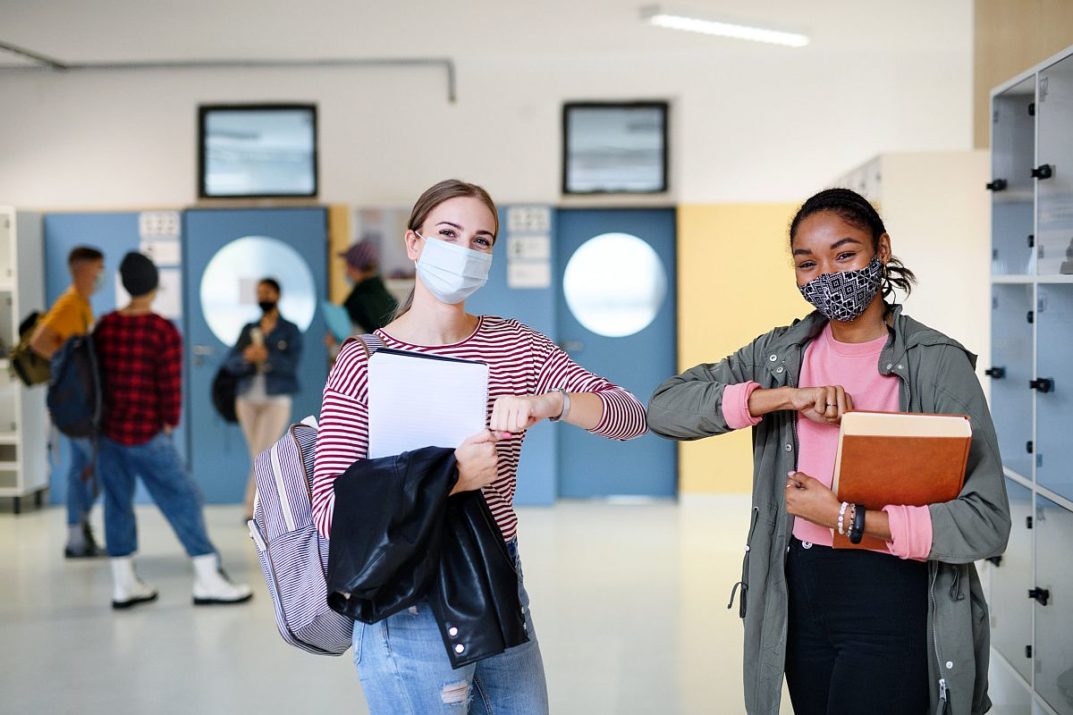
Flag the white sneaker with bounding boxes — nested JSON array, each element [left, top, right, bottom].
[[110, 556, 158, 610], [191, 554, 253, 606]]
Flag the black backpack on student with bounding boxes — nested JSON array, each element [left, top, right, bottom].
[[211, 364, 239, 423], [47, 334, 103, 438]]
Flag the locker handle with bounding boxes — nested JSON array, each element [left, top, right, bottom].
[[986, 179, 1007, 192], [1026, 441, 1034, 454], [1030, 378, 1054, 393], [1028, 587, 1050, 606], [984, 367, 1005, 379], [1031, 164, 1053, 180]]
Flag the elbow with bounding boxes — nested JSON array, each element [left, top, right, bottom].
[[645, 406, 706, 441], [976, 499, 1012, 560], [932, 503, 1012, 563], [644, 400, 672, 435], [646, 408, 677, 439], [987, 511, 1012, 559], [622, 410, 649, 441]]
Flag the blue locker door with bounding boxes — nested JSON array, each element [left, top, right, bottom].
[[43, 212, 186, 505], [555, 209, 677, 498], [183, 208, 328, 503]]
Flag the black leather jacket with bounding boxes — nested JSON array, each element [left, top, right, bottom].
[[326, 446, 528, 668]]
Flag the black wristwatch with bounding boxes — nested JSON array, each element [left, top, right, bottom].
[[849, 504, 866, 544]]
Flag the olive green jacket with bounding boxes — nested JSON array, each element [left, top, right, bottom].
[[648, 306, 1010, 715]]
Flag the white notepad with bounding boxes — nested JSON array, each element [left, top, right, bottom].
[[367, 348, 489, 459]]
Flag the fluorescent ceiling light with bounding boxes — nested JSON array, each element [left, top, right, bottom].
[[641, 6, 810, 48]]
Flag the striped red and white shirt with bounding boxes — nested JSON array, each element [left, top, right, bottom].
[[312, 316, 647, 541]]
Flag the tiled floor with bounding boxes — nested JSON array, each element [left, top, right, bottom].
[[2, 497, 1029, 714], [1, 496, 781, 714]]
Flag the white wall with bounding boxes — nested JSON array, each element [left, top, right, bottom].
[[833, 151, 991, 386], [0, 46, 972, 208], [881, 152, 992, 366]]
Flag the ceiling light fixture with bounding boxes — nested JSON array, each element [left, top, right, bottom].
[[641, 6, 810, 48]]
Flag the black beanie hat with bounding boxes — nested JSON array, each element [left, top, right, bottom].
[[119, 252, 159, 297]]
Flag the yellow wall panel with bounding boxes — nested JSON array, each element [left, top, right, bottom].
[[676, 203, 806, 493], [328, 204, 352, 304]]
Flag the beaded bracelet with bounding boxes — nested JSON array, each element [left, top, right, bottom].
[[837, 501, 849, 535]]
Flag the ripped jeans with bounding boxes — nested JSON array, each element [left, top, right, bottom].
[[354, 540, 549, 714]]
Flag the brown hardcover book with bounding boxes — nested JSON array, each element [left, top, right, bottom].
[[831, 411, 972, 550]]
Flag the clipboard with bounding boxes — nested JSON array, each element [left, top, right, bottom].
[[367, 348, 489, 459]]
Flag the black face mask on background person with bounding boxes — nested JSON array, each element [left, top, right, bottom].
[[259, 301, 277, 314]]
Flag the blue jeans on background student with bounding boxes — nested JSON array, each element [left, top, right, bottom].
[[98, 432, 215, 559], [355, 540, 549, 714], [64, 435, 97, 526]]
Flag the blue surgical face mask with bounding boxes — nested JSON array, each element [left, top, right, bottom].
[[93, 272, 105, 294], [414, 233, 492, 305]]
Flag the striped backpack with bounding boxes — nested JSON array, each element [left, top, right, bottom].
[[247, 334, 381, 655], [248, 415, 353, 655]]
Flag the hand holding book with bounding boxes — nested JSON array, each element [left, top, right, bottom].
[[785, 471, 895, 542], [830, 411, 971, 550]]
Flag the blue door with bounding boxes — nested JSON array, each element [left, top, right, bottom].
[[183, 209, 328, 503], [555, 209, 677, 498]]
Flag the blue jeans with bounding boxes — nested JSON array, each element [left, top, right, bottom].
[[98, 433, 215, 559], [63, 435, 98, 526], [355, 541, 549, 714]]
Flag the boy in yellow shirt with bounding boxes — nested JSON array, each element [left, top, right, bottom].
[[31, 246, 105, 557]]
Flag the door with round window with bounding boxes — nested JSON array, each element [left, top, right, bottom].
[[556, 209, 677, 499]]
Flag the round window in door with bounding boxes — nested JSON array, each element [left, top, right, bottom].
[[199, 236, 316, 345], [563, 232, 667, 338]]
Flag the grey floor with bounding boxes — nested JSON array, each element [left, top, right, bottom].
[[1, 496, 782, 714], [3, 497, 1030, 715]]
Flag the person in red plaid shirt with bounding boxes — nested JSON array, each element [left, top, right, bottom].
[[94, 252, 252, 609]]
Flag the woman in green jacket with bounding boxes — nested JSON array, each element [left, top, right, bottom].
[[648, 188, 1010, 715]]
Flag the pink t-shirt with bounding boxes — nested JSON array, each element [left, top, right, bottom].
[[722, 323, 932, 560]]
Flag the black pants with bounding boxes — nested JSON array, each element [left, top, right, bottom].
[[784, 537, 930, 715]]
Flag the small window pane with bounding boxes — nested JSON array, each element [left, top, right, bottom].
[[563, 233, 666, 338], [199, 236, 316, 345]]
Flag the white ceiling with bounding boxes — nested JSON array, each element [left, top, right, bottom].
[[0, 0, 971, 67]]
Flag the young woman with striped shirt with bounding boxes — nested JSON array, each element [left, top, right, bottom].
[[311, 179, 647, 713]]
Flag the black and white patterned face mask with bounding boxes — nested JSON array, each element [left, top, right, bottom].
[[798, 256, 884, 322]]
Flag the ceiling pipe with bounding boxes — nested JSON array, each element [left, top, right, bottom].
[[0, 41, 457, 103], [0, 39, 68, 69]]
